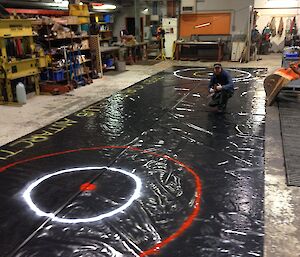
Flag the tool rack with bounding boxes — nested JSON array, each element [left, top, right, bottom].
[[0, 19, 41, 104]]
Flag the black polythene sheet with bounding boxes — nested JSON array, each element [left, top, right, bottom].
[[0, 67, 265, 257]]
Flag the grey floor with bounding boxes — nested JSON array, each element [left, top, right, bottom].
[[0, 53, 299, 257]]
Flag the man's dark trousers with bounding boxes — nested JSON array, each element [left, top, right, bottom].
[[209, 89, 233, 111]]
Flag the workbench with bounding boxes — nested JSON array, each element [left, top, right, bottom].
[[100, 46, 121, 55], [123, 42, 148, 65], [174, 41, 224, 61]]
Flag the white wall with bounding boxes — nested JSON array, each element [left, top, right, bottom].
[[113, 0, 254, 42], [254, 0, 300, 52], [196, 0, 255, 35], [113, 1, 167, 41], [113, 7, 133, 40]]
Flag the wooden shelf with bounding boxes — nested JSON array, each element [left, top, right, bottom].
[[51, 48, 90, 55], [64, 59, 92, 67], [44, 35, 90, 41], [78, 70, 92, 76], [103, 66, 115, 71], [79, 59, 92, 64], [100, 38, 112, 41]]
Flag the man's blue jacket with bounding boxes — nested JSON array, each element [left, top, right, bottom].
[[208, 70, 234, 93]]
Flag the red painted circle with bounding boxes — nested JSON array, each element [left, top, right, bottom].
[[80, 182, 97, 192], [0, 146, 202, 257]]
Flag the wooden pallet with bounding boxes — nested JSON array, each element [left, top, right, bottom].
[[40, 83, 73, 95]]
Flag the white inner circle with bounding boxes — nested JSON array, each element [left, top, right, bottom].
[[23, 167, 142, 224], [173, 68, 253, 82]]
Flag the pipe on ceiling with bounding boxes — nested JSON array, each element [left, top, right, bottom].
[[0, 0, 68, 10]]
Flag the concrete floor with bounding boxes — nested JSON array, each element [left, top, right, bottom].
[[0, 53, 299, 257]]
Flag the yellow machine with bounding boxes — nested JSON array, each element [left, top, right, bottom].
[[69, 4, 90, 24], [0, 19, 46, 104]]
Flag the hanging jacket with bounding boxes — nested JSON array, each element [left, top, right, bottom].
[[286, 18, 292, 34], [270, 17, 276, 37], [263, 25, 271, 41], [278, 17, 284, 36], [290, 17, 296, 34]]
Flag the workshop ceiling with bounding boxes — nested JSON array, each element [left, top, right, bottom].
[[0, 0, 141, 9], [0, 0, 68, 10]]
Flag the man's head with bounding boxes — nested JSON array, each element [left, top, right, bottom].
[[213, 63, 222, 75]]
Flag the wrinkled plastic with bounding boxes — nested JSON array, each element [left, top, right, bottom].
[[0, 67, 266, 257]]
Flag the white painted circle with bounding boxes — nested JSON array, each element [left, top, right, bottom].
[[173, 68, 253, 82], [23, 166, 142, 223]]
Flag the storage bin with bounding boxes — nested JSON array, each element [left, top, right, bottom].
[[105, 58, 114, 67], [285, 52, 299, 58], [81, 24, 89, 32], [104, 14, 111, 23], [283, 46, 300, 58], [40, 70, 49, 81], [281, 57, 300, 68], [50, 70, 65, 81]]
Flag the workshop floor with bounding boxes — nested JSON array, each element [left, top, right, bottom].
[[0, 53, 299, 257]]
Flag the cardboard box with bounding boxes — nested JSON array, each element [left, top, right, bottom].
[[81, 39, 89, 50], [69, 4, 90, 17], [53, 16, 79, 25]]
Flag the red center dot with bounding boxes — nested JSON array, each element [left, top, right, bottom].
[[80, 182, 97, 192]]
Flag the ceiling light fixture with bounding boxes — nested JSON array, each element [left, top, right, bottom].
[[194, 22, 211, 29], [91, 3, 117, 10], [54, 0, 69, 7]]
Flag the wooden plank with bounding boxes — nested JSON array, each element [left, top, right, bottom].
[[264, 74, 290, 106]]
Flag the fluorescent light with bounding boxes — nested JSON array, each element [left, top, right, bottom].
[[195, 22, 211, 29], [54, 0, 69, 7], [92, 4, 117, 10], [61, 1, 69, 8]]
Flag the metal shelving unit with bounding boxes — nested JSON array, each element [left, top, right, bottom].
[[38, 18, 93, 92]]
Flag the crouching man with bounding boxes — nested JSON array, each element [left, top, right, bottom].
[[208, 63, 234, 112]]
